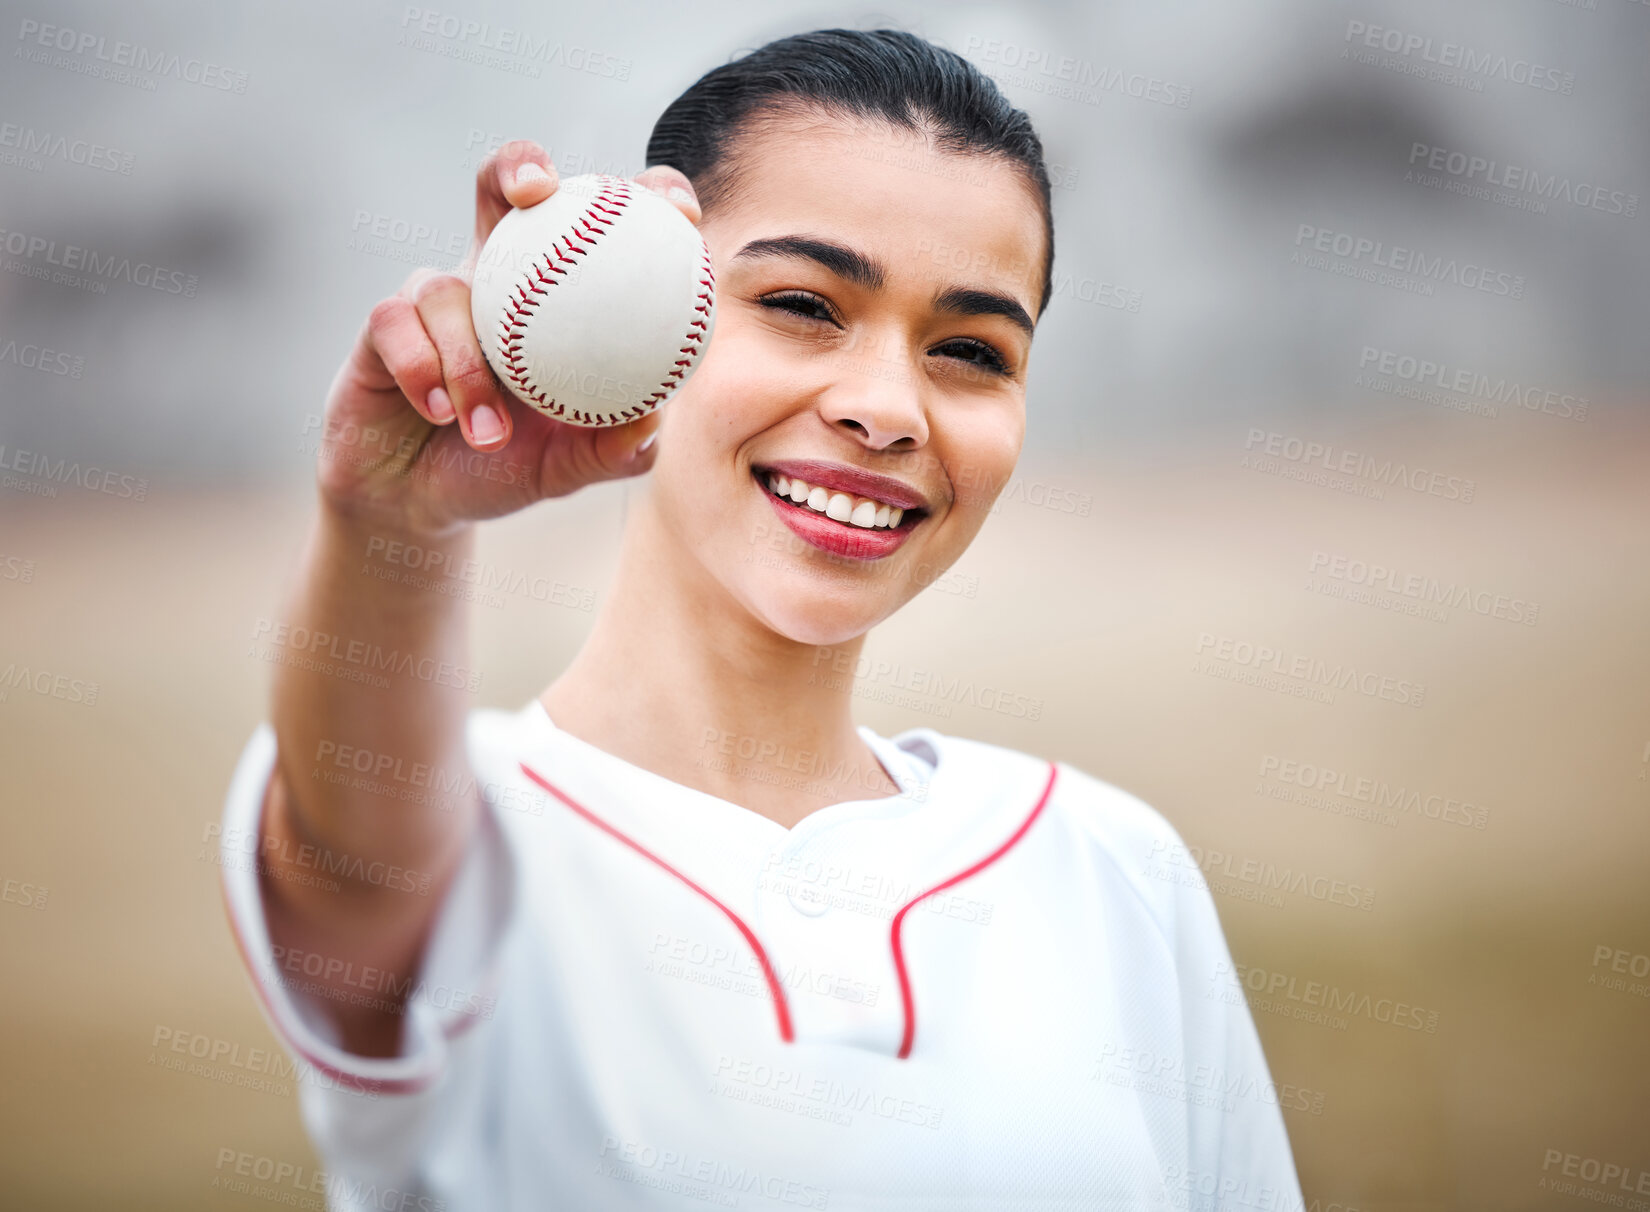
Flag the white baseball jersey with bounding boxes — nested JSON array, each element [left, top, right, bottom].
[[219, 700, 1304, 1211]]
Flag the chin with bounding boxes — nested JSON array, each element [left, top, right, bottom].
[[739, 575, 902, 649]]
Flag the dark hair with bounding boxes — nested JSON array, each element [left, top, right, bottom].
[[647, 28, 1056, 320]]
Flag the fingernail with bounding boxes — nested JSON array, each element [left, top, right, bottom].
[[470, 403, 505, 445], [635, 432, 657, 455], [427, 387, 455, 423], [514, 162, 551, 188], [666, 186, 694, 207]]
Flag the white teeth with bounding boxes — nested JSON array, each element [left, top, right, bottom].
[[762, 471, 914, 530]]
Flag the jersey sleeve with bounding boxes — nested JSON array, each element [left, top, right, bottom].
[[1055, 763, 1306, 1203], [217, 715, 520, 1096], [1163, 844, 1306, 1204]]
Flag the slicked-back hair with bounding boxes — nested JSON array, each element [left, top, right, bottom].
[[646, 27, 1056, 320]]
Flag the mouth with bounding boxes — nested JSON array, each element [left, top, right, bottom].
[[752, 462, 929, 561]]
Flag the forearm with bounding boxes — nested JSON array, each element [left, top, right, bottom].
[[268, 496, 480, 883], [225, 139, 662, 1054]]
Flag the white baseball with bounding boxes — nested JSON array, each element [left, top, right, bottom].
[[469, 173, 716, 427]]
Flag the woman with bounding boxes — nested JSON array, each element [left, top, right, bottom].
[[221, 27, 1304, 1210]]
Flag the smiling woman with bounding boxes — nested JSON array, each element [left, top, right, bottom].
[[608, 105, 1045, 670], [218, 26, 1303, 1211]]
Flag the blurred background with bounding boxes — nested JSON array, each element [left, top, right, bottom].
[[2, 0, 1646, 1208]]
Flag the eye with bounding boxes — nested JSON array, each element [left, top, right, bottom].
[[931, 337, 1010, 376], [757, 290, 841, 327]]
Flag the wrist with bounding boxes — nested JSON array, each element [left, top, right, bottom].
[[312, 498, 478, 613], [317, 489, 476, 548]]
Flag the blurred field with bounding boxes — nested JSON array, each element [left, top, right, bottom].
[[2, 404, 1647, 1210]]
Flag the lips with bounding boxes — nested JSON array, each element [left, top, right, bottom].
[[755, 459, 931, 512], [751, 461, 929, 561], [760, 486, 919, 559]]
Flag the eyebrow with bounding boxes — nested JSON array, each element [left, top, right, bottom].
[[734, 235, 885, 291], [732, 234, 1035, 337], [932, 286, 1035, 338]]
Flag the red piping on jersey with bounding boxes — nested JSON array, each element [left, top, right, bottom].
[[519, 761, 795, 1044], [889, 760, 1059, 1059], [219, 876, 450, 1096]]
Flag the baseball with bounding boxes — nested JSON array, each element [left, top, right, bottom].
[[469, 172, 716, 427]]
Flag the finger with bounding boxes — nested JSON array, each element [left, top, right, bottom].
[[462, 140, 558, 277], [396, 266, 447, 303], [594, 410, 664, 480], [635, 165, 702, 226], [365, 296, 452, 426], [411, 272, 514, 451]]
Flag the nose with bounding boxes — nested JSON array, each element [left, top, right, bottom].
[[817, 357, 929, 452]]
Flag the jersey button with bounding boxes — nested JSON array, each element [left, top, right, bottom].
[[786, 882, 830, 917]]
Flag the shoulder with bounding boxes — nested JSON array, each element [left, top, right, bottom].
[[896, 726, 1197, 941], [898, 725, 1187, 856], [1048, 758, 1189, 873]]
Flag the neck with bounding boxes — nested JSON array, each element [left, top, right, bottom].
[[540, 492, 900, 828]]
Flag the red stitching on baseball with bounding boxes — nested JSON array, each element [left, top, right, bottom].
[[639, 240, 716, 406], [497, 175, 634, 416], [496, 175, 715, 420]]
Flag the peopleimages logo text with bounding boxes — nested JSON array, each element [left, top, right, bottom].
[[1343, 20, 1575, 94], [1244, 429, 1476, 503], [15, 19, 250, 92], [1408, 144, 1636, 217], [0, 227, 198, 295], [1294, 224, 1524, 298]]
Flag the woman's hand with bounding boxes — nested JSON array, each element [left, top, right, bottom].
[[316, 139, 703, 536]]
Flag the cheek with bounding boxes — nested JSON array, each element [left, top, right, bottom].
[[651, 327, 790, 543], [941, 410, 1025, 521], [670, 313, 791, 440]]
